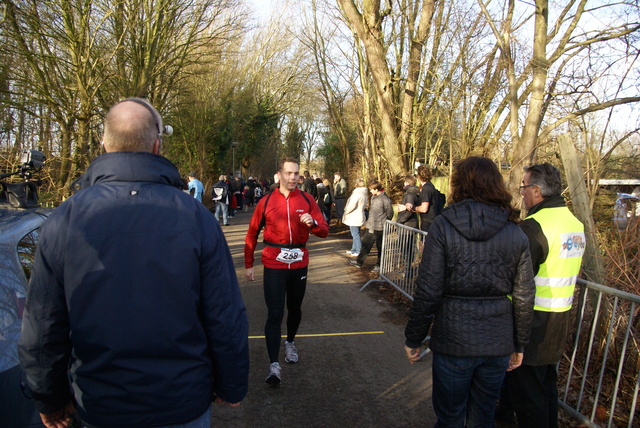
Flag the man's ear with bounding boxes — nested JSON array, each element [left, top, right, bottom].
[[534, 185, 544, 199], [152, 138, 161, 155]]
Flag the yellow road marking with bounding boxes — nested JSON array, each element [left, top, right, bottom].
[[248, 331, 385, 339]]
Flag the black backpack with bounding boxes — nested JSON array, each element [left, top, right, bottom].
[[258, 190, 312, 234], [433, 189, 446, 215], [212, 184, 228, 201]]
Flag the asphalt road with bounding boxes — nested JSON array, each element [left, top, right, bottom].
[[211, 207, 436, 428]]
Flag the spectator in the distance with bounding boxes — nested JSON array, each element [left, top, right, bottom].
[[348, 180, 393, 272], [187, 172, 204, 202], [333, 172, 348, 222], [415, 165, 437, 232], [342, 178, 368, 257]]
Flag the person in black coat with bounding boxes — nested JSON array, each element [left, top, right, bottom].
[[404, 156, 535, 427], [395, 174, 421, 274], [396, 174, 421, 228]]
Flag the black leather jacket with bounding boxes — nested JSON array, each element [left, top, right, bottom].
[[405, 199, 535, 357]]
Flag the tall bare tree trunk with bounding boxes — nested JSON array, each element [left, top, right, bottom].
[[508, 0, 549, 190], [398, 0, 435, 159], [58, 122, 75, 189], [338, 0, 406, 177]]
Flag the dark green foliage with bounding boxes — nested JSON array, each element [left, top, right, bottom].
[[316, 133, 344, 178], [162, 88, 281, 185]]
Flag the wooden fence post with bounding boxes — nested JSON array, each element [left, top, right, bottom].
[[557, 133, 605, 284]]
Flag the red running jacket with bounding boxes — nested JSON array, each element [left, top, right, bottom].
[[244, 188, 329, 269]]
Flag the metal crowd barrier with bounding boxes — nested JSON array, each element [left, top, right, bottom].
[[360, 221, 640, 427], [559, 279, 640, 427], [359, 220, 427, 297]]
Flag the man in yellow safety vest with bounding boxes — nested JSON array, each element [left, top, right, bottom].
[[498, 163, 586, 428]]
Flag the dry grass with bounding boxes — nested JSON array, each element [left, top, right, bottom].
[[557, 218, 640, 426]]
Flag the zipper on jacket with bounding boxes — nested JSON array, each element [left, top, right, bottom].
[[286, 197, 292, 269]]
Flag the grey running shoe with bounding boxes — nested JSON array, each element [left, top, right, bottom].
[[348, 259, 362, 268], [284, 341, 298, 363], [265, 362, 281, 385], [372, 265, 380, 272]]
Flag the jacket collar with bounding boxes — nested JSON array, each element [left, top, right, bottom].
[[73, 152, 184, 191], [275, 186, 303, 199], [526, 194, 566, 217]]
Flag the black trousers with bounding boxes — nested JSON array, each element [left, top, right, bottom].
[[503, 364, 559, 428], [356, 230, 383, 267], [263, 266, 308, 363]]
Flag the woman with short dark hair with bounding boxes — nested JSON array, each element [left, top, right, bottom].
[[404, 156, 535, 427]]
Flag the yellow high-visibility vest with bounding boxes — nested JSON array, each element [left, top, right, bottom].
[[528, 206, 585, 312]]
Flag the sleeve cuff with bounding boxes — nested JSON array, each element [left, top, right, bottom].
[[405, 339, 424, 349]]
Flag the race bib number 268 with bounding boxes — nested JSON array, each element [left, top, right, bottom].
[[276, 248, 304, 264]]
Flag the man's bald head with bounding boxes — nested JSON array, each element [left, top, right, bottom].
[[102, 99, 162, 153]]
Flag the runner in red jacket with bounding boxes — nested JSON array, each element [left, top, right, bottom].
[[244, 157, 328, 385]]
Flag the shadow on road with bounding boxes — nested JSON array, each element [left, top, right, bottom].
[[212, 207, 435, 427]]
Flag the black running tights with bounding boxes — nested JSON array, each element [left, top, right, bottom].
[[263, 266, 308, 363]]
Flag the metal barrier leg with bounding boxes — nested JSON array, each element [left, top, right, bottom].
[[360, 278, 385, 292]]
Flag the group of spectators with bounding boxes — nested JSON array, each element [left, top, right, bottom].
[[188, 170, 350, 225], [186, 173, 271, 225], [16, 96, 587, 428], [293, 170, 348, 224], [341, 165, 439, 273], [336, 159, 585, 428], [187, 168, 356, 230]]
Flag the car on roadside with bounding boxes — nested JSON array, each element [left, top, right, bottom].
[[1, 151, 50, 427], [0, 205, 51, 428]]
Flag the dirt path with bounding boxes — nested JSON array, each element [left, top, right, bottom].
[[210, 208, 436, 427]]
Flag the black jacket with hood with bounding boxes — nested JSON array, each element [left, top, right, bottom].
[[19, 152, 249, 427], [405, 199, 535, 357]]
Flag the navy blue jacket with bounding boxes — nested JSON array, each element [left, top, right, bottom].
[[19, 152, 249, 427]]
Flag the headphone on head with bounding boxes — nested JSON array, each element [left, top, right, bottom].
[[122, 98, 173, 137]]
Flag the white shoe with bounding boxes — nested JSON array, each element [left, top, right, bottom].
[[266, 362, 281, 385], [284, 341, 298, 363]]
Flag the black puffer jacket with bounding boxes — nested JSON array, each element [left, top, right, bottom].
[[405, 199, 535, 357]]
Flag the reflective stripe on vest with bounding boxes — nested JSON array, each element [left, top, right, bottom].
[[528, 206, 585, 312]]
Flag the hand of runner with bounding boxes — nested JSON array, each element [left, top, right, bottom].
[[299, 213, 314, 227]]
